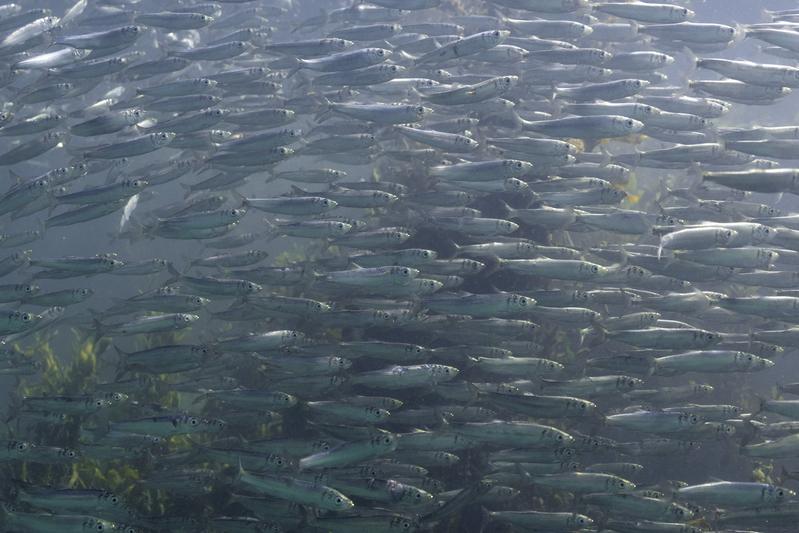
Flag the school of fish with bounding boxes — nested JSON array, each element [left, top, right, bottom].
[[4, 0, 799, 531]]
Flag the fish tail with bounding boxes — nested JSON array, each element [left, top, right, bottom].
[[313, 99, 334, 123], [478, 506, 491, 533], [90, 316, 106, 344]]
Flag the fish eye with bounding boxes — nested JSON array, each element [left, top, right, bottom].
[[17, 443, 26, 450], [190, 418, 198, 425], [493, 30, 500, 36], [592, 265, 599, 273], [96, 524, 104, 531], [504, 76, 511, 83], [377, 49, 385, 56], [626, 119, 633, 126], [416, 106, 424, 113], [22, 313, 30, 321]]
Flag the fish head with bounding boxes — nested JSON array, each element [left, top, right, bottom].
[[324, 489, 354, 510], [107, 392, 128, 403], [206, 108, 228, 121], [329, 356, 351, 371], [511, 293, 534, 309], [195, 13, 213, 25], [83, 517, 116, 532], [209, 130, 234, 143], [569, 514, 593, 528], [93, 398, 112, 410], [329, 38, 352, 50], [392, 265, 420, 281], [773, 485, 796, 502], [375, 191, 398, 205], [590, 49, 612, 64], [386, 64, 406, 78], [672, 6, 695, 21], [487, 29, 510, 45], [178, 313, 200, 325], [273, 146, 294, 159], [493, 219, 517, 235], [11, 250, 30, 265], [246, 249, 268, 261], [123, 108, 146, 125], [330, 221, 351, 236], [372, 47, 392, 61], [9, 309, 34, 325], [124, 178, 148, 192], [659, 505, 688, 524], [280, 127, 301, 142], [715, 24, 736, 40], [434, 364, 459, 381], [318, 197, 337, 210], [504, 158, 532, 176], [19, 283, 38, 296], [716, 227, 737, 245], [371, 432, 396, 449], [633, 104, 659, 120], [233, 40, 254, 54], [409, 105, 431, 121], [151, 131, 175, 146], [754, 224, 776, 242], [627, 78, 649, 91], [756, 355, 776, 370], [498, 177, 527, 195], [204, 417, 226, 432]]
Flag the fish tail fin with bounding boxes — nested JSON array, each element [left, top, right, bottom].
[[7, 168, 22, 185], [262, 218, 279, 241], [285, 57, 308, 79], [598, 145, 612, 167], [439, 236, 461, 258], [289, 184, 309, 196], [112, 344, 130, 380], [582, 138, 599, 153], [753, 394, 766, 416], [732, 22, 746, 43], [585, 323, 608, 348], [90, 317, 106, 344], [234, 456, 245, 482], [497, 199, 516, 219], [179, 182, 194, 199], [781, 465, 798, 483], [165, 263, 181, 286], [313, 97, 333, 123]]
